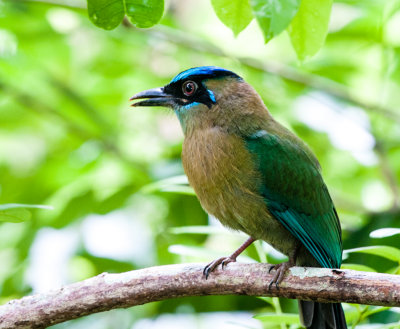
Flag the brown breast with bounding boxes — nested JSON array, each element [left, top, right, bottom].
[[182, 127, 268, 234]]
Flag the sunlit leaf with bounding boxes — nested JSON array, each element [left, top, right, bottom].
[[256, 296, 274, 306], [363, 306, 390, 318], [370, 228, 400, 238], [160, 185, 195, 195], [0, 203, 53, 211], [288, 0, 332, 60], [168, 244, 255, 262], [344, 246, 400, 263], [254, 240, 267, 263], [126, 0, 164, 28], [0, 208, 31, 223], [387, 265, 400, 275], [339, 306, 360, 323], [250, 0, 301, 42], [87, 0, 125, 30], [168, 225, 244, 236], [211, 0, 254, 36], [253, 312, 300, 324], [69, 256, 96, 281], [141, 175, 195, 195], [0, 204, 53, 223], [341, 263, 376, 272], [87, 0, 164, 30], [168, 244, 224, 258]]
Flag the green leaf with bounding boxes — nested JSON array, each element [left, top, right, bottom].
[[341, 263, 376, 272], [160, 185, 195, 195], [87, 0, 164, 30], [250, 0, 301, 42], [387, 265, 400, 275], [254, 240, 267, 263], [168, 225, 244, 236], [125, 0, 164, 28], [87, 0, 125, 30], [344, 246, 400, 263], [256, 296, 274, 306], [0, 203, 53, 211], [0, 208, 31, 223], [168, 244, 255, 262], [370, 228, 400, 238], [0, 204, 53, 223], [363, 306, 390, 318], [168, 244, 222, 258], [288, 0, 332, 60], [253, 312, 300, 324], [211, 0, 253, 36], [141, 175, 195, 195]]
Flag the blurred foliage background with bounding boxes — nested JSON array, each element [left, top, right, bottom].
[[1, 0, 400, 328]]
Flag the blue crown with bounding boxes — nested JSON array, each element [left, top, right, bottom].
[[171, 66, 241, 83]]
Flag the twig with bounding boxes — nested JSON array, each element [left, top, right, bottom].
[[1, 263, 399, 329]]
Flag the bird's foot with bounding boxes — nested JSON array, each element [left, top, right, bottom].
[[202, 237, 255, 279], [203, 256, 236, 279], [268, 260, 294, 290]]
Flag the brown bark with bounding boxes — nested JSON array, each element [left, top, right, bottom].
[[0, 263, 399, 329]]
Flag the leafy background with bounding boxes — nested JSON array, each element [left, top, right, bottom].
[[1, 0, 400, 328]]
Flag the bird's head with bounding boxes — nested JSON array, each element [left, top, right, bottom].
[[130, 66, 270, 135]]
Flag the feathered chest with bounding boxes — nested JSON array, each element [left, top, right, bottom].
[[181, 128, 266, 231], [182, 129, 249, 190]]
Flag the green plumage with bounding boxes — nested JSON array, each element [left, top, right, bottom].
[[245, 130, 342, 268]]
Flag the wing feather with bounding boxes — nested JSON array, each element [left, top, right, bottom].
[[245, 131, 342, 268]]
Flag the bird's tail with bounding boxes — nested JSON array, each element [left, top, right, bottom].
[[299, 301, 347, 329]]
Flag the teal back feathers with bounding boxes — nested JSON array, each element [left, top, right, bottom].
[[245, 129, 342, 268]]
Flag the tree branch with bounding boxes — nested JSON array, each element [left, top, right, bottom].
[[1, 263, 399, 329]]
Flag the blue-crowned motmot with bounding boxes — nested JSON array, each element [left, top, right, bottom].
[[130, 66, 347, 329]]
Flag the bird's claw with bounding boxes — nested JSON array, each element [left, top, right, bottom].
[[203, 256, 236, 279], [268, 261, 292, 291], [221, 257, 234, 269]]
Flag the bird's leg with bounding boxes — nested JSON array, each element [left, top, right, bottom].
[[268, 244, 299, 290], [203, 237, 255, 279]]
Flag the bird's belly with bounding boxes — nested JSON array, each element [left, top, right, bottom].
[[182, 129, 297, 253]]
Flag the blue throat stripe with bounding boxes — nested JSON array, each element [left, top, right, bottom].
[[180, 102, 201, 110], [208, 90, 216, 103]]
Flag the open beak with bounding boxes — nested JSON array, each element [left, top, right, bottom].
[[130, 87, 175, 108]]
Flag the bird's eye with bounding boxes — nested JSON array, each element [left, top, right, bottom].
[[182, 81, 197, 97]]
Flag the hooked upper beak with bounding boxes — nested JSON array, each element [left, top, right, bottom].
[[130, 87, 175, 108]]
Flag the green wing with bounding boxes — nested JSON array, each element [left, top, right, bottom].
[[245, 130, 342, 268]]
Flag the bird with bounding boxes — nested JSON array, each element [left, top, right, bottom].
[[130, 66, 347, 329]]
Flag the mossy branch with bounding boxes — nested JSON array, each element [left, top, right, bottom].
[[1, 263, 399, 329]]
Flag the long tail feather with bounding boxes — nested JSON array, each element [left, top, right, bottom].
[[299, 301, 347, 329]]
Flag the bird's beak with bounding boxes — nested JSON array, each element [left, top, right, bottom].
[[130, 87, 175, 108]]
